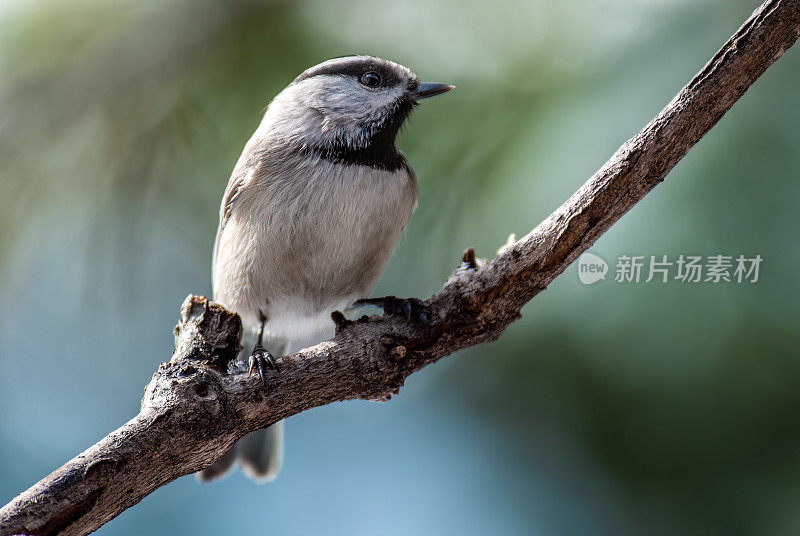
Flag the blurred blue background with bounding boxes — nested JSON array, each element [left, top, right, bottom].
[[1, 0, 799, 534]]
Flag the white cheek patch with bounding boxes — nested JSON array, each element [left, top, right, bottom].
[[262, 69, 415, 150], [295, 76, 409, 143]]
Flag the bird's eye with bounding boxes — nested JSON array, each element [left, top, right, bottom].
[[359, 71, 382, 88]]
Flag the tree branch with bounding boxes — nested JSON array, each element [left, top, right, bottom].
[[2, 1, 799, 534]]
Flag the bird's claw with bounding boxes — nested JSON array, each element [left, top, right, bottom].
[[380, 296, 431, 325], [248, 344, 277, 387]]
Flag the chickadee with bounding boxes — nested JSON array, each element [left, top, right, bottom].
[[198, 56, 453, 483]]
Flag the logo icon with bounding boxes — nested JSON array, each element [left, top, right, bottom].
[[578, 252, 608, 285]]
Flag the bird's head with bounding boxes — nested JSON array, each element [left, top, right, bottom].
[[260, 56, 453, 168]]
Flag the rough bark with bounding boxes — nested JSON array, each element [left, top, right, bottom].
[[2, 1, 799, 534]]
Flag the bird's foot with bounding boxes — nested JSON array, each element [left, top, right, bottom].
[[248, 344, 277, 387], [354, 296, 431, 325]]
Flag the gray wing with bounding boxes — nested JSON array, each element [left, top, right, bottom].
[[211, 135, 273, 266], [212, 166, 249, 265], [211, 169, 248, 264]]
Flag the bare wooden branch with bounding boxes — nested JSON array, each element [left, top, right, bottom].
[[2, 1, 799, 534]]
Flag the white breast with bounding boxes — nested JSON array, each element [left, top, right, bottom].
[[213, 153, 417, 340]]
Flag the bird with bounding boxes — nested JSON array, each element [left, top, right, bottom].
[[198, 55, 453, 483]]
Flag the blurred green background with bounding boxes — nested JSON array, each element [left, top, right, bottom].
[[1, 0, 799, 534]]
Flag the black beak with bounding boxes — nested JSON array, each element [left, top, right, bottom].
[[409, 82, 455, 101]]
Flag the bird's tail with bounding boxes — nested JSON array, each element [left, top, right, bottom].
[[197, 334, 288, 484], [196, 422, 284, 483], [237, 420, 284, 482]]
